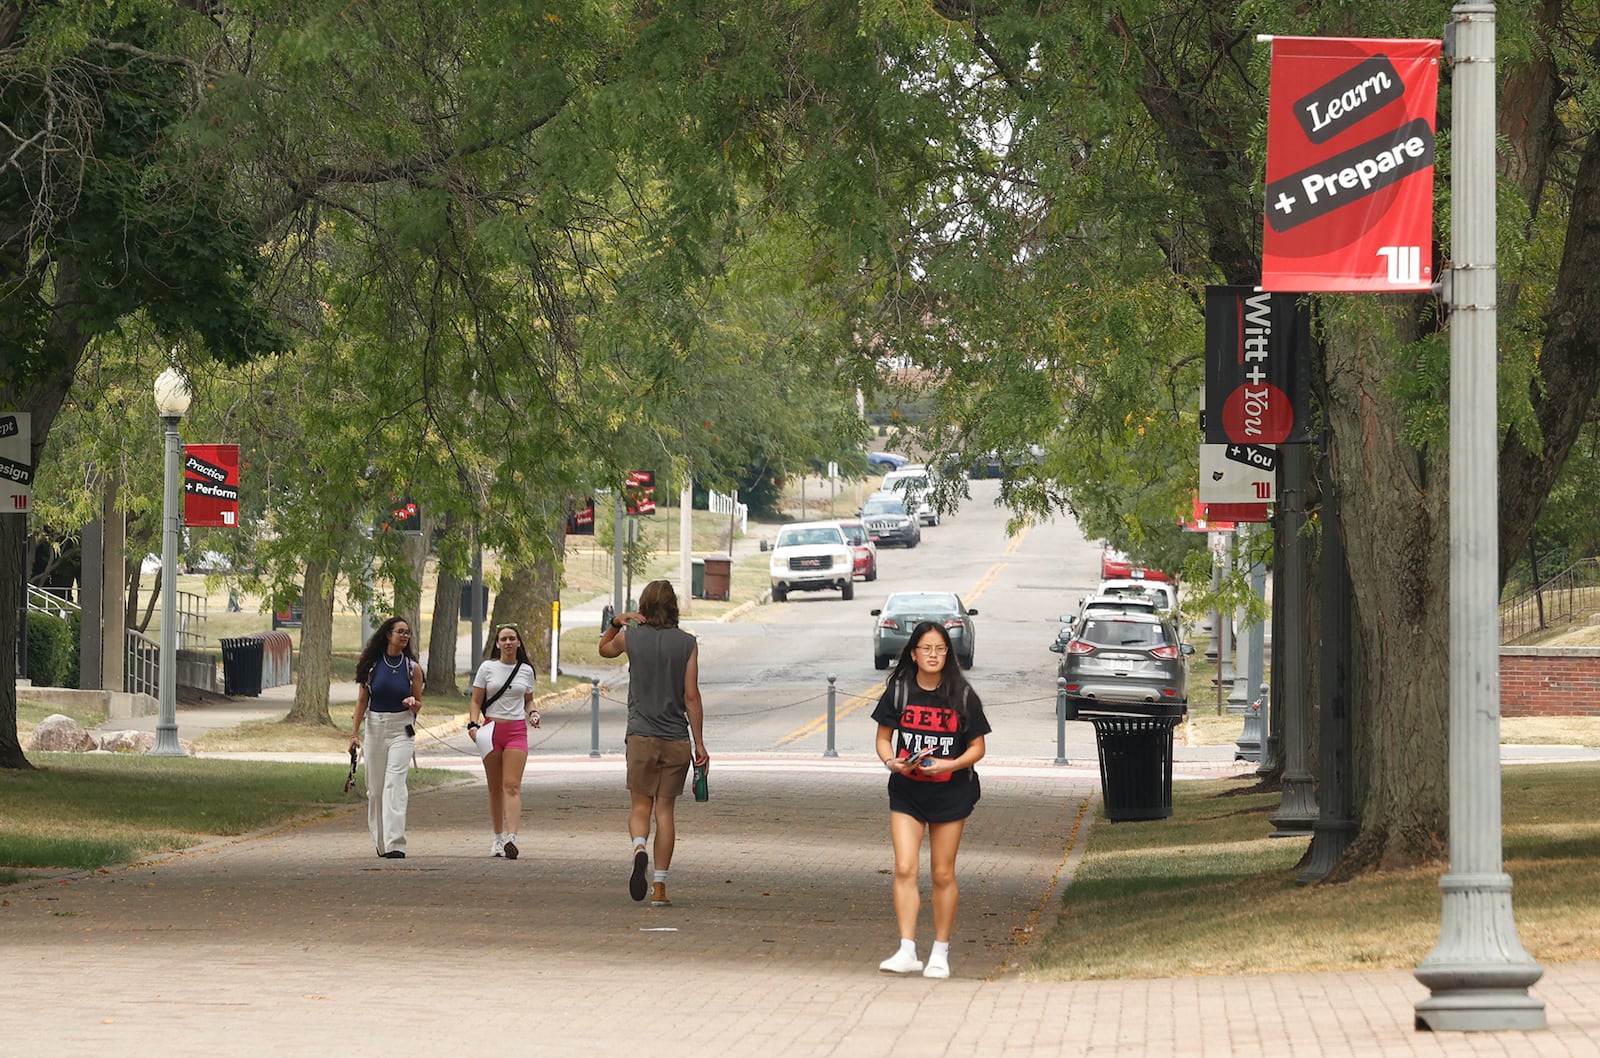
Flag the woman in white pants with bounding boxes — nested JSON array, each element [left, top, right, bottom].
[[350, 617, 425, 858]]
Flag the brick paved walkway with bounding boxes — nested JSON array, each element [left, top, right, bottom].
[[5, 757, 1596, 1057]]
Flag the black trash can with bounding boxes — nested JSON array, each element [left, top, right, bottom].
[[220, 636, 265, 697], [1090, 711, 1182, 822]]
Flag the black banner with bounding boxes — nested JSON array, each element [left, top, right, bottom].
[[565, 498, 595, 536], [1204, 287, 1311, 446]]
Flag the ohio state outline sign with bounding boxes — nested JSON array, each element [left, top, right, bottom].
[[1262, 37, 1441, 292]]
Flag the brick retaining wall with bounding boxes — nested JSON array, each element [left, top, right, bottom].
[[1501, 647, 1600, 717]]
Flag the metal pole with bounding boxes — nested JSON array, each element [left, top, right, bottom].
[[680, 477, 693, 614], [1270, 443, 1315, 834], [1299, 463, 1355, 882], [612, 493, 625, 618], [824, 674, 838, 758], [1415, 2, 1544, 1030], [1054, 677, 1068, 766], [1228, 525, 1252, 713], [469, 530, 484, 665], [151, 414, 184, 756], [589, 677, 602, 759]]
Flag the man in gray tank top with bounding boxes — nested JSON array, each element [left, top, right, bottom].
[[599, 579, 710, 907]]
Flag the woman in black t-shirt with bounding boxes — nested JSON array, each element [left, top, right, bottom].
[[870, 621, 991, 980]]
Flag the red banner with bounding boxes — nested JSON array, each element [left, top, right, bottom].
[[183, 444, 240, 527], [1262, 37, 1441, 292], [624, 470, 656, 516]]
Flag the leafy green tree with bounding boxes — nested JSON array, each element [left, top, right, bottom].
[[846, 0, 1600, 870]]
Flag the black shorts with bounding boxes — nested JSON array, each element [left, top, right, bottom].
[[887, 770, 980, 824]]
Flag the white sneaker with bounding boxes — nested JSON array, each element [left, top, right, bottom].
[[491, 836, 505, 858], [878, 948, 923, 975], [923, 951, 950, 979]]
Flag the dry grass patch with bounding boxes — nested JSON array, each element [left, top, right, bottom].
[[1031, 763, 1600, 979]]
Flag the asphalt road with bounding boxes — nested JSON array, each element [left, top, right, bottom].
[[463, 478, 1122, 767]]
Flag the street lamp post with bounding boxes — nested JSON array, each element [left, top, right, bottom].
[[151, 367, 191, 757], [1414, 2, 1544, 1030]]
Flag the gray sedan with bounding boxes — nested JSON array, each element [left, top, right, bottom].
[[871, 591, 978, 670]]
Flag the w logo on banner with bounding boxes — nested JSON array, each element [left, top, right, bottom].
[[1378, 246, 1424, 286]]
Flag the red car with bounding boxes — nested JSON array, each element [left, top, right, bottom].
[[836, 519, 878, 581], [1100, 547, 1172, 583]]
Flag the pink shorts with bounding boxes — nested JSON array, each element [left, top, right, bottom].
[[489, 719, 528, 754]]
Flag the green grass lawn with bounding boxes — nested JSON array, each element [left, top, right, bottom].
[[1030, 762, 1600, 978], [0, 753, 460, 880]]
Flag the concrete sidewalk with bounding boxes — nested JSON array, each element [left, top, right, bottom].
[[5, 754, 1596, 1057]]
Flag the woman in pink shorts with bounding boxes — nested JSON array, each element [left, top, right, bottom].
[[468, 625, 540, 858]]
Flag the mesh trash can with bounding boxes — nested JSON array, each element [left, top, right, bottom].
[[220, 636, 265, 697], [1090, 713, 1181, 821]]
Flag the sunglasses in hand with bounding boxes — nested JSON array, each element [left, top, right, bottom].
[[343, 745, 359, 793]]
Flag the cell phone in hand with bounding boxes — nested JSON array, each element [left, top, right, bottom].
[[910, 747, 935, 767]]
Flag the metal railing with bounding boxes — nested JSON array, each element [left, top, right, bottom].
[[126, 628, 159, 697], [27, 585, 80, 620], [1499, 557, 1600, 643]]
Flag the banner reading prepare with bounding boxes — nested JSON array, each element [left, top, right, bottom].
[[1263, 37, 1441, 292], [183, 444, 240, 527]]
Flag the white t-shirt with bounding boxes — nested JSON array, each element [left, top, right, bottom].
[[472, 659, 537, 721]]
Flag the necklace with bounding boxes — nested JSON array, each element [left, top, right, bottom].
[[383, 654, 404, 671]]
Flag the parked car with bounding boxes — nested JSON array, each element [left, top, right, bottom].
[[866, 450, 910, 472], [859, 494, 922, 548], [768, 521, 854, 602], [1096, 578, 1178, 615], [966, 444, 1046, 479], [1054, 594, 1162, 650], [1100, 546, 1173, 583], [871, 591, 978, 670], [879, 467, 941, 526], [835, 518, 878, 581], [1049, 611, 1193, 709]]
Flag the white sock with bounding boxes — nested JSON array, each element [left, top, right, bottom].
[[505, 833, 516, 843], [632, 837, 647, 852], [653, 869, 668, 884], [898, 938, 918, 957], [931, 941, 950, 959]]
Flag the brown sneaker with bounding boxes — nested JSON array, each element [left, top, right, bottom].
[[650, 882, 671, 907]]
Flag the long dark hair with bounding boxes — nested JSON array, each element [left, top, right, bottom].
[[638, 579, 680, 628], [355, 616, 420, 685], [483, 624, 532, 665], [887, 620, 975, 727]]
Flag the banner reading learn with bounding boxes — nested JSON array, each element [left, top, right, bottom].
[[1262, 36, 1441, 292]]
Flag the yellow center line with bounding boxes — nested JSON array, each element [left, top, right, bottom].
[[773, 686, 883, 747], [770, 524, 1032, 748]]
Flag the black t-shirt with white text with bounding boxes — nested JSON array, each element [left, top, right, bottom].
[[871, 678, 991, 785]]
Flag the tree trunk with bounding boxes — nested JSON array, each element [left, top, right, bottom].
[[285, 554, 338, 727], [0, 513, 31, 769], [426, 562, 463, 697], [490, 520, 567, 676], [1499, 106, 1600, 581], [0, 334, 86, 768], [1320, 309, 1450, 869]]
